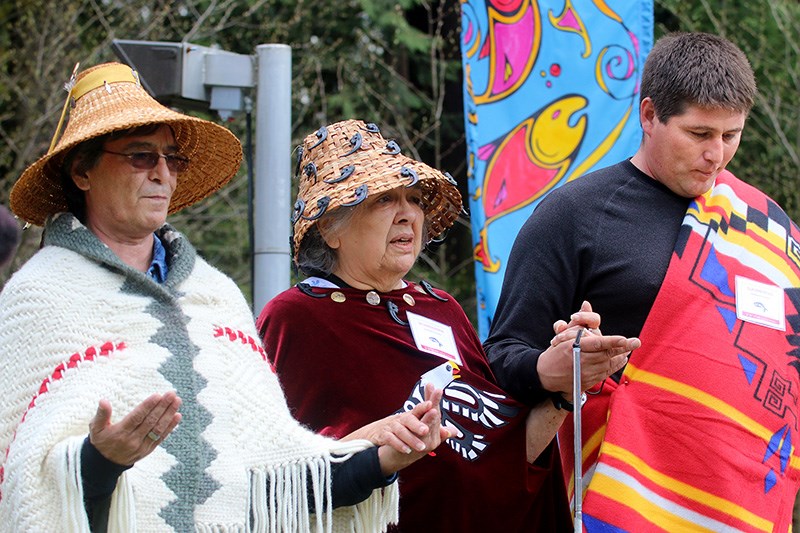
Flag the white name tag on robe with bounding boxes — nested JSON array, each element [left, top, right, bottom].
[[420, 361, 460, 390], [407, 311, 462, 364], [735, 275, 786, 331]]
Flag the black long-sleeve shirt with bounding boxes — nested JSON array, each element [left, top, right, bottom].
[[483, 160, 690, 404]]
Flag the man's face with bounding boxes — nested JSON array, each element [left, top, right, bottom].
[[72, 125, 180, 242], [635, 98, 746, 198]]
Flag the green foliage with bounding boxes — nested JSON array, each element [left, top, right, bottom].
[[358, 0, 432, 53], [1, 0, 797, 329], [655, 0, 800, 223]]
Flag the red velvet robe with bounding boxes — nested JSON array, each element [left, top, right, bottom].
[[257, 281, 571, 532]]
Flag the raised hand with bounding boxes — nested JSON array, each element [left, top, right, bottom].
[[538, 301, 640, 397], [375, 384, 450, 475], [343, 382, 451, 455], [89, 391, 182, 466]]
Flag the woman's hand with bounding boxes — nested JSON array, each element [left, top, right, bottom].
[[89, 392, 182, 466], [537, 301, 641, 397], [375, 384, 451, 475], [343, 384, 449, 455]]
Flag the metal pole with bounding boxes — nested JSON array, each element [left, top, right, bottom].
[[253, 44, 292, 316], [573, 329, 584, 533]]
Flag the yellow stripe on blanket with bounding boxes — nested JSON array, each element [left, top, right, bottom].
[[626, 362, 800, 470], [688, 191, 800, 287], [597, 442, 773, 532], [589, 471, 728, 533], [566, 421, 608, 498]]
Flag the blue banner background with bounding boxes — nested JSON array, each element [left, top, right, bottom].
[[460, 0, 654, 338]]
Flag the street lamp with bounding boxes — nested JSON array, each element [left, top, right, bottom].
[[112, 39, 292, 315]]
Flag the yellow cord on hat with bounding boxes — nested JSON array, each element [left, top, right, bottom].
[[48, 63, 80, 154], [47, 63, 140, 154]]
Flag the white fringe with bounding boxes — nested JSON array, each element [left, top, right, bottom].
[[346, 483, 399, 533], [108, 470, 136, 533], [52, 439, 398, 533], [62, 436, 90, 533], [59, 437, 137, 533], [247, 447, 399, 533]]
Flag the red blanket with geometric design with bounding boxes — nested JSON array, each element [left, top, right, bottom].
[[560, 170, 800, 532]]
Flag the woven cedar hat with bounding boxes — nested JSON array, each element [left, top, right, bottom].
[[292, 119, 462, 257], [11, 62, 243, 226]]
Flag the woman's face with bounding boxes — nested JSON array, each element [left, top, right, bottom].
[[325, 185, 425, 291]]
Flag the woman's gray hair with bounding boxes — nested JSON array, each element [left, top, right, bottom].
[[295, 205, 357, 276]]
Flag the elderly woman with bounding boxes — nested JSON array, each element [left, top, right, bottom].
[[0, 64, 447, 532], [256, 120, 640, 531]]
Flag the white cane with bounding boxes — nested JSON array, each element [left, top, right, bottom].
[[573, 329, 584, 533]]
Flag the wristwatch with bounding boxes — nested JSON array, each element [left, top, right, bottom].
[[550, 392, 587, 411]]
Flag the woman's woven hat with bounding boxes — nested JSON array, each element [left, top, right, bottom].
[[292, 119, 462, 256], [10, 62, 243, 226]]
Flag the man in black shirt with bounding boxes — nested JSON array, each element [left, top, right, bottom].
[[484, 32, 800, 530]]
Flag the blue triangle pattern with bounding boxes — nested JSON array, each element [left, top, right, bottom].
[[780, 427, 792, 473], [765, 469, 777, 493], [737, 353, 757, 385], [764, 426, 787, 462], [718, 306, 738, 333], [584, 513, 631, 533], [701, 247, 734, 296]]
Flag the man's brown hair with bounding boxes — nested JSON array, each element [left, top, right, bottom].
[[641, 32, 757, 122]]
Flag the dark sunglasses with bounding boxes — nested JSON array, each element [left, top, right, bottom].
[[102, 149, 190, 173]]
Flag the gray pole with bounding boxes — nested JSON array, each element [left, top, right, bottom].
[[573, 329, 584, 533], [253, 44, 292, 316]]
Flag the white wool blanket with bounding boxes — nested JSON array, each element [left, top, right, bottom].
[[0, 214, 398, 532]]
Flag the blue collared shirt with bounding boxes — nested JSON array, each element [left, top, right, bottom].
[[147, 234, 168, 284]]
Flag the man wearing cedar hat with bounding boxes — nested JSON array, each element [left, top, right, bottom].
[[0, 62, 449, 532]]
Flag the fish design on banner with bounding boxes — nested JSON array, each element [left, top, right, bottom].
[[460, 0, 654, 336]]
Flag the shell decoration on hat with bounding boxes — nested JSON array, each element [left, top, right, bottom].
[[292, 119, 462, 257], [10, 62, 242, 226]]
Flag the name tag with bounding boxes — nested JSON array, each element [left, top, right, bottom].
[[421, 361, 460, 390], [407, 311, 462, 364], [735, 276, 785, 331]]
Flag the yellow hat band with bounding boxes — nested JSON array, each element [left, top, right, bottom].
[[48, 64, 140, 154], [71, 63, 139, 100]]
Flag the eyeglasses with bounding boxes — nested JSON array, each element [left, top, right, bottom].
[[102, 150, 190, 173]]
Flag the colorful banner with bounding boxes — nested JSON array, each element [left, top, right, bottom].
[[460, 0, 654, 337]]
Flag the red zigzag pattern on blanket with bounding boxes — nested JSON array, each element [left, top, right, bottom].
[[0, 341, 126, 501], [212, 325, 272, 370]]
